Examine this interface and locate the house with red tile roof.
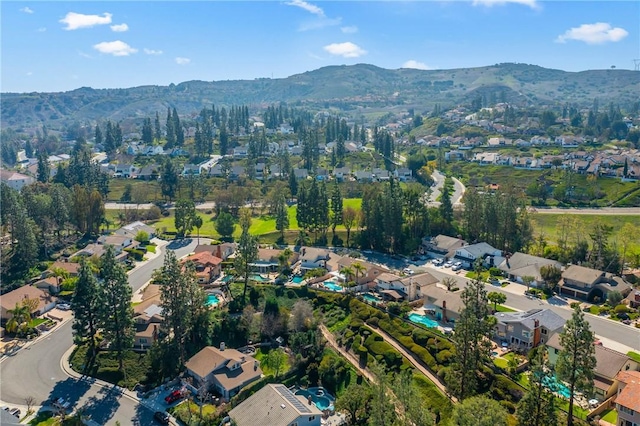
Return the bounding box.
[182,251,223,284]
[615,370,640,425]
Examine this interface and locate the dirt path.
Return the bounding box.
[363,324,457,403]
[319,325,377,384]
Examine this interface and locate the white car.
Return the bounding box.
[432,259,444,267]
[444,261,454,268]
[57,303,71,311]
[452,262,463,271]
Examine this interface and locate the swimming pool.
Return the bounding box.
[221,275,234,283]
[542,375,571,399]
[206,294,220,306]
[250,274,271,283]
[291,276,304,284]
[295,387,335,411]
[363,294,381,304]
[323,281,343,292]
[408,313,439,328]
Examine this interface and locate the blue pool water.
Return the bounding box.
[250,274,270,283]
[206,294,220,306]
[408,313,439,328]
[291,276,304,284]
[323,281,343,292]
[295,387,335,411]
[221,275,234,283]
[363,294,381,304]
[542,375,571,398]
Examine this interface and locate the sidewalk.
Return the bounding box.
[60,345,178,425]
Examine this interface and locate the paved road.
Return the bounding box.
[0,238,199,424]
[420,266,640,353]
[427,170,466,207]
[532,207,640,215]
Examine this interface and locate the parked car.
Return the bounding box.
[403,268,415,275]
[9,408,21,418]
[51,397,71,411]
[488,277,500,286]
[432,259,444,267]
[165,389,186,404]
[154,411,170,424]
[452,262,463,271]
[57,303,71,311]
[444,261,453,268]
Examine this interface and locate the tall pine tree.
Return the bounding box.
[72,258,102,362]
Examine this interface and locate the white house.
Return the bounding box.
[229,384,322,426]
[299,247,330,272]
[453,242,503,269]
[0,169,35,191]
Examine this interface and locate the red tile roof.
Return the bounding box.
[616,370,640,411]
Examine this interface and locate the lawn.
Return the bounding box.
[493,357,508,369]
[627,351,640,363]
[253,348,292,378]
[69,345,151,389]
[149,198,363,240]
[495,305,517,313]
[531,214,640,253]
[465,270,489,282]
[601,408,618,424]
[170,401,217,426]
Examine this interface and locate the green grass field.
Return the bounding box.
[147,198,363,240]
[531,214,640,253]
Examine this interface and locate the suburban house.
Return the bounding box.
[33,277,63,295]
[421,234,468,260]
[560,265,632,301]
[70,243,109,260]
[114,163,136,178]
[493,309,565,349]
[627,290,640,309]
[182,252,223,284]
[132,285,162,351]
[298,247,331,272]
[547,334,639,400]
[498,252,562,287]
[229,383,322,426]
[453,242,504,270]
[194,243,236,260]
[0,286,56,321]
[0,169,35,191]
[402,272,440,301]
[251,249,299,274]
[115,221,157,240]
[375,273,405,301]
[97,234,138,255]
[44,261,80,278]
[422,286,464,324]
[185,344,262,400]
[336,257,388,285]
[614,370,640,426]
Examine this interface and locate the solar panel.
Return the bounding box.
[274,385,312,413]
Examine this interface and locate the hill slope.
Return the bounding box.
[2,63,639,128]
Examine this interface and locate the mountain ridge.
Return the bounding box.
[2,63,638,128]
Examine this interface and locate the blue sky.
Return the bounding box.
[2,1,638,93]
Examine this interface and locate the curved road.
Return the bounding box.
[0,238,199,425]
[427,170,466,207]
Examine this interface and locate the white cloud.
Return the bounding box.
[144,48,163,55]
[556,22,628,44]
[37,27,47,32]
[20,7,34,14]
[60,12,112,30]
[285,0,324,17]
[26,72,33,76]
[341,25,358,34]
[93,40,137,56]
[472,0,539,9]
[402,60,432,70]
[175,57,191,65]
[323,42,367,58]
[110,23,129,32]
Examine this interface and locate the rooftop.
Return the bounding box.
[616,370,640,411]
[229,384,322,426]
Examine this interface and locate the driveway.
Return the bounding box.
[0,237,199,424]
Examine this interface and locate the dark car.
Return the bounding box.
[164,390,185,404]
[154,411,170,424]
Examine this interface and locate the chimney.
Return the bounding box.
[442,300,448,323]
[533,319,541,347]
[302,248,306,256]
[220,341,225,351]
[217,245,222,259]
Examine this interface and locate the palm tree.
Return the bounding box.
[340,266,355,285]
[49,267,70,289]
[6,303,31,335]
[352,262,366,284]
[278,248,293,274]
[194,215,203,246]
